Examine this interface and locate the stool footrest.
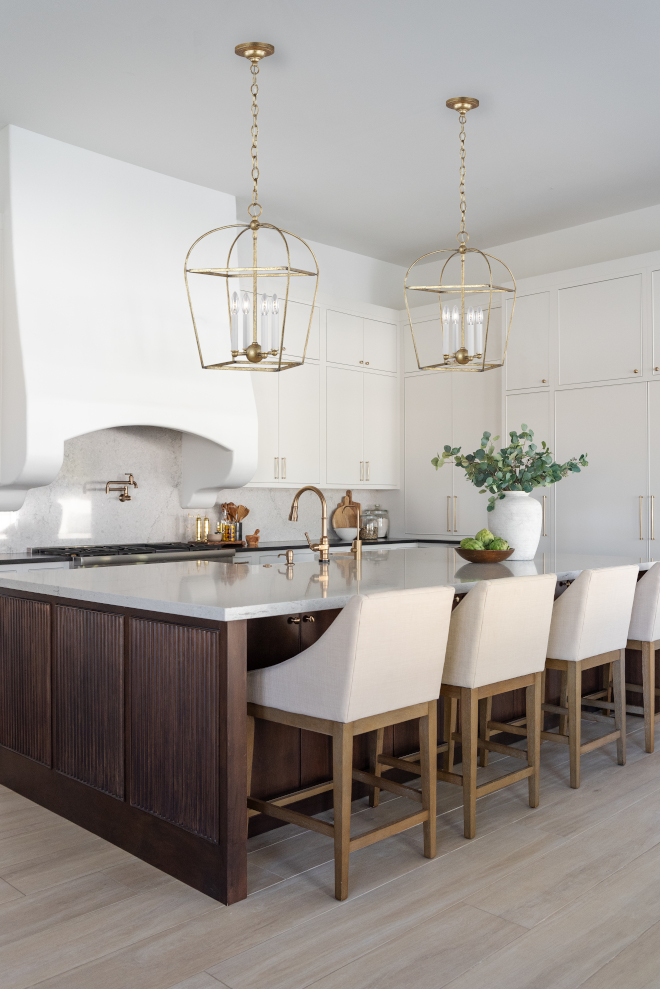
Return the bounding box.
[352,769,422,803]
[476,766,534,797]
[478,738,528,761]
[625,681,660,697]
[247,797,334,837]
[487,720,529,737]
[349,810,429,853]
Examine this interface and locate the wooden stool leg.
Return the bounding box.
[526,673,542,808]
[368,727,385,807]
[642,641,655,754]
[419,701,437,858]
[461,687,479,839]
[333,722,353,901]
[559,670,569,736]
[478,696,493,768]
[602,662,613,716]
[613,648,627,766]
[443,694,457,772]
[246,715,255,833]
[540,670,547,735]
[567,662,582,789]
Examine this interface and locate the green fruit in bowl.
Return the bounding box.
[488,537,510,551]
[460,538,484,550]
[475,528,494,547]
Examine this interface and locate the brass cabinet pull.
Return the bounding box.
[360,461,364,482]
[447,495,451,532]
[287,616,301,624]
[542,495,547,536]
[274,457,279,480]
[366,461,370,482]
[652,495,655,541]
[359,360,364,364]
[281,457,286,480]
[302,614,315,623]
[634,369,640,374]
[453,495,458,532]
[640,495,644,540]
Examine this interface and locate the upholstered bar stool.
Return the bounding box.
[625,563,660,752]
[373,574,557,840]
[540,565,638,788]
[246,585,454,901]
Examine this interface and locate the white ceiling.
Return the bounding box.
[0,0,658,266]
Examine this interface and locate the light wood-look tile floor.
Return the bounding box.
[1,716,660,989]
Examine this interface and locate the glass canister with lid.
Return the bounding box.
[360,505,389,541]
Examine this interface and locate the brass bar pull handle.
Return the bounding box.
[287,616,301,624]
[542,495,547,537]
[640,495,644,540]
[360,461,364,482]
[366,461,370,482]
[453,495,458,532]
[652,494,656,540]
[302,614,315,623]
[447,495,451,532]
[274,457,279,480]
[282,457,286,480]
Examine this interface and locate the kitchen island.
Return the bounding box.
[0,546,653,904]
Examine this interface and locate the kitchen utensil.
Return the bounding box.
[235,505,250,521]
[331,491,361,531]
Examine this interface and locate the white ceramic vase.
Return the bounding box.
[489,491,542,561]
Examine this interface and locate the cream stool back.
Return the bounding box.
[544,565,638,788]
[373,575,557,841]
[247,585,454,900]
[626,563,660,752]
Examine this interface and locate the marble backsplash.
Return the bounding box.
[0,426,391,552]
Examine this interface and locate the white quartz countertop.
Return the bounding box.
[0,546,653,622]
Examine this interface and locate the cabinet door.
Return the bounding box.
[326,310,363,367]
[451,370,503,536]
[326,367,363,485]
[363,372,398,486]
[363,319,397,372]
[404,316,444,372]
[250,372,280,482]
[648,381,660,552]
[505,292,550,391]
[506,390,553,552]
[558,275,642,385]
[404,373,453,534]
[653,270,660,378]
[555,382,647,556]
[283,300,320,362]
[278,362,320,484]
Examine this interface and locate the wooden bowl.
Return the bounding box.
[456,547,515,563]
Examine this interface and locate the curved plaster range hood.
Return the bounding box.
[0,125,257,510]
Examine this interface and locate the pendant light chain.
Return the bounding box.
[458,111,468,243]
[249,61,261,218]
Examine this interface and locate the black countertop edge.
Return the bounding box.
[0,554,66,565]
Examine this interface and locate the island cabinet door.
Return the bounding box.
[555,382,648,555]
[0,596,51,766]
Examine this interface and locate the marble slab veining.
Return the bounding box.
[0,546,653,623]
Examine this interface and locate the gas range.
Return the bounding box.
[30,542,235,567]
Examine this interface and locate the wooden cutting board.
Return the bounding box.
[331,490,361,529]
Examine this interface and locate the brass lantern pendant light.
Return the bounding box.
[184,42,319,371]
[404,97,516,372]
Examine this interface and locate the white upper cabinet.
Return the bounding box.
[405,373,453,534]
[652,270,660,375]
[451,369,502,536]
[326,310,363,366]
[363,319,397,372]
[326,366,364,485]
[283,300,320,361]
[363,373,398,485]
[558,274,642,385]
[278,361,320,484]
[327,310,397,372]
[250,361,320,485]
[505,390,552,551]
[505,292,549,391]
[404,316,444,372]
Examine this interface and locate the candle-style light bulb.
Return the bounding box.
[442,305,450,355]
[230,291,239,353]
[466,307,475,357]
[271,294,280,353]
[452,305,460,355]
[476,308,484,355]
[260,294,268,350]
[242,292,250,350]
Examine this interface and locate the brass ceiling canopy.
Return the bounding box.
[404,96,516,372]
[184,41,319,371]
